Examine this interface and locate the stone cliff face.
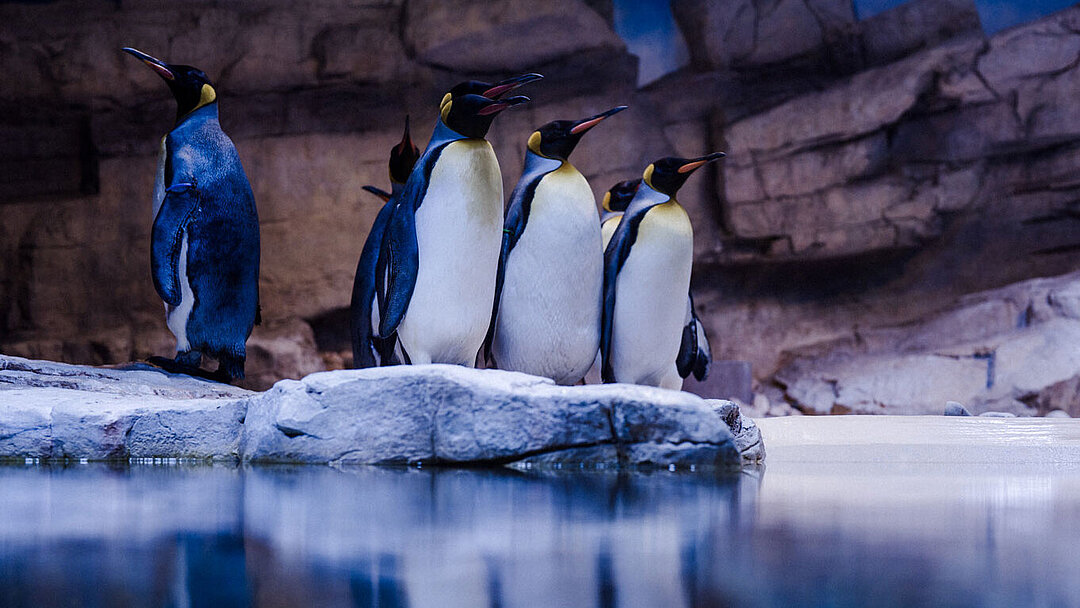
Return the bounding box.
[1,0,1078,408]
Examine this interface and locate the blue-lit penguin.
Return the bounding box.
[350,118,420,369]
[599,179,712,384]
[487,106,626,384]
[375,75,538,365]
[601,154,724,388]
[124,48,260,381]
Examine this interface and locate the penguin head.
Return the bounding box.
[388,116,420,186]
[123,48,217,123]
[440,73,543,112]
[642,153,726,197]
[440,93,529,139]
[527,106,627,162]
[602,179,641,213]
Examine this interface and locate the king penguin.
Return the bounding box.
[350,118,420,368]
[123,48,260,382]
[599,179,712,384]
[486,106,626,384]
[375,76,538,366]
[600,153,724,389]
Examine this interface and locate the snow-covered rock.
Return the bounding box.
[0,356,744,469]
[241,365,741,468]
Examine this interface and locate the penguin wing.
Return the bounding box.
[600,211,645,383]
[483,172,542,363]
[375,197,419,338]
[150,182,200,307]
[350,197,395,368]
[692,310,711,381]
[676,292,712,381]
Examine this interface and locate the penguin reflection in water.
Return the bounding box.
[372,75,539,366]
[123,48,260,382]
[598,179,711,387]
[486,106,626,385]
[601,154,724,389]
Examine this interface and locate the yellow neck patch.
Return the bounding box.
[642,164,655,190]
[440,92,451,111]
[197,84,216,110]
[440,100,451,123]
[602,191,612,212]
[527,131,542,155]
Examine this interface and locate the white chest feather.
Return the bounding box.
[610,202,694,386]
[165,233,195,352]
[493,165,603,384]
[397,140,503,365]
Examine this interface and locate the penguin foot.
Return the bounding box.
[216,354,246,382]
[146,355,232,384]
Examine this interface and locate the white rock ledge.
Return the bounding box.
[0,356,742,469]
[756,415,1080,464]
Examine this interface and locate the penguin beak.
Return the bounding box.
[677,152,726,174]
[393,115,413,154]
[483,73,543,99]
[477,95,530,116]
[569,105,628,135]
[122,47,175,81]
[362,185,392,203]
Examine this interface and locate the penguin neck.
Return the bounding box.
[173,102,218,130]
[428,118,471,150]
[521,149,564,181]
[600,210,623,224]
[390,181,405,198]
[626,182,674,216]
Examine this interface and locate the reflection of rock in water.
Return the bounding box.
[5,463,1079,605]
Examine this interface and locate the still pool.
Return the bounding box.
[2,462,1079,607]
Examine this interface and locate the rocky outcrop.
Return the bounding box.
[709,399,765,462]
[242,365,740,467]
[0,356,251,460]
[775,272,1080,415]
[0,355,745,468]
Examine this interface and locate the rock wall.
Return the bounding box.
[1,0,1078,403]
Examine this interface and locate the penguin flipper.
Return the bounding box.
[676,317,699,380]
[600,213,642,383]
[376,199,419,338]
[351,198,395,368]
[484,200,527,363]
[151,182,199,307]
[691,293,711,381]
[482,229,511,365]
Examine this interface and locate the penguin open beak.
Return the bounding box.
[476,95,530,116]
[122,47,175,81]
[569,105,628,135]
[677,152,726,174]
[483,73,543,99]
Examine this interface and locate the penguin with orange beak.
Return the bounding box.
[123,47,260,382]
[374,76,538,366]
[601,153,724,389]
[486,106,626,384]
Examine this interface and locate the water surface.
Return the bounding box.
[2,462,1078,607]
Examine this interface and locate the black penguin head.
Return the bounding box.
[642,153,726,197]
[527,106,627,161]
[440,73,543,112]
[602,179,641,213]
[388,116,420,185]
[123,48,217,123]
[441,93,529,139]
